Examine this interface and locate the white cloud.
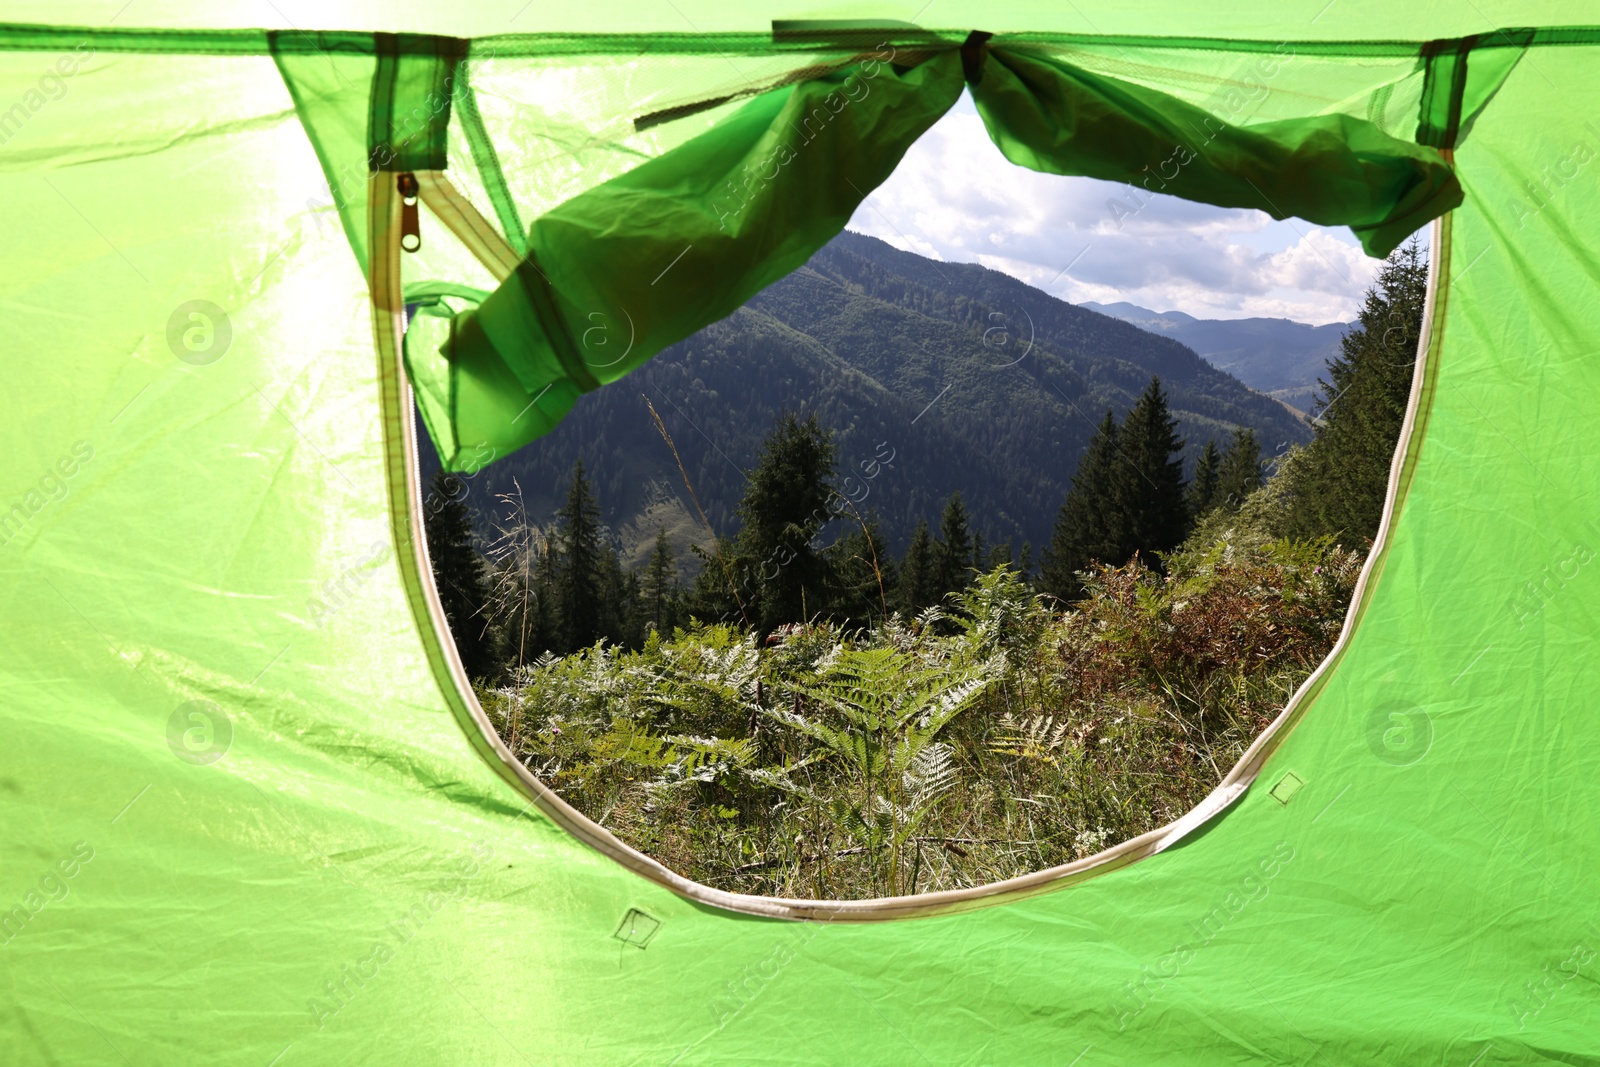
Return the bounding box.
[1266,228,1381,294]
[845,96,1402,325]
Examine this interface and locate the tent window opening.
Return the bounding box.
[377,37,1448,899]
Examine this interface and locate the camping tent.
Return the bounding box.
[2,3,1597,1062]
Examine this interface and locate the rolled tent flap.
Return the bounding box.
[966,44,1463,258]
[425,51,966,472]
[416,34,1464,470]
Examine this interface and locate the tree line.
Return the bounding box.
[428,239,1427,681]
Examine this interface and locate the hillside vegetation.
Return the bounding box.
[482,544,1360,897]
[428,240,1427,898]
[424,231,1311,564]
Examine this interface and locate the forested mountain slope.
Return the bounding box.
[1082,299,1351,413]
[421,232,1310,563]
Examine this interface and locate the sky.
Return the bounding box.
[845,94,1405,326]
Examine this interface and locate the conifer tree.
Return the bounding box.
[641,528,680,637]
[530,540,558,650]
[495,537,557,673]
[555,460,605,652]
[826,512,893,628]
[423,471,500,680]
[483,480,556,673]
[1286,239,1427,542]
[933,491,975,596]
[1215,426,1263,515]
[1041,409,1126,601]
[986,539,1014,571]
[1114,376,1189,568]
[895,519,940,616]
[597,547,636,647]
[685,536,743,627]
[1187,439,1222,518]
[732,411,836,633]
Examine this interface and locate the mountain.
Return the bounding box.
[422,232,1311,572]
[1080,300,1351,414]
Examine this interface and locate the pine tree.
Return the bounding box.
[826,512,893,628]
[1041,410,1127,601]
[530,540,558,652]
[597,546,635,647]
[732,411,837,633]
[1215,427,1263,515]
[684,537,743,627]
[494,536,556,673]
[423,470,500,680]
[1114,376,1189,568]
[484,480,556,673]
[1286,240,1427,542]
[933,491,975,596]
[555,460,605,652]
[986,539,1014,570]
[894,519,940,616]
[1187,439,1222,518]
[641,528,680,637]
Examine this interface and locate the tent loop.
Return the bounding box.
[1416,29,1533,149]
[366,32,465,173]
[960,29,993,84]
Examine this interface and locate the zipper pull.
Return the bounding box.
[398,172,420,253]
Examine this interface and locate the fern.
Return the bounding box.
[481,543,1361,899]
[762,647,1000,893]
[990,711,1072,761]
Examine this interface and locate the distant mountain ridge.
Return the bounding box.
[426,232,1311,570]
[1080,300,1351,414]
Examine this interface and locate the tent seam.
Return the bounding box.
[4,23,1600,58]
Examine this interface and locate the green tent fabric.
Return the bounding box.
[2,8,1599,1065]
